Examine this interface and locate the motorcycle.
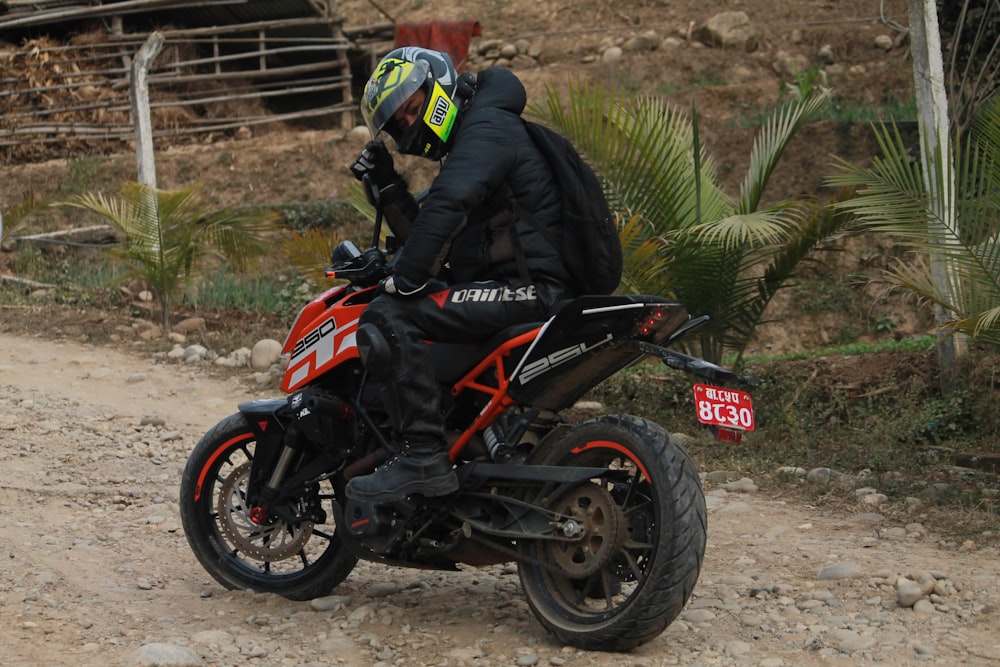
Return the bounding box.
[179,185,759,651]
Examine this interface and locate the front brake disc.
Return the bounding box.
[216,461,314,561]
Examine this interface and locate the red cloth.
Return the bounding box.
[394,20,482,71]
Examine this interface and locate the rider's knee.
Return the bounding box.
[357,322,392,380]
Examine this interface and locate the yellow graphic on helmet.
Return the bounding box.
[362,58,422,130]
[422,82,456,140]
[365,59,404,106]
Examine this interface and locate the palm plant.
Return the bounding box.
[60,182,277,331]
[1,192,47,247]
[826,98,1000,345]
[528,83,846,364]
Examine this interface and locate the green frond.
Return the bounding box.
[968,306,1000,342]
[827,107,1000,351]
[740,91,830,214]
[283,227,346,284]
[1,192,49,243]
[617,212,671,295]
[522,82,840,362]
[343,184,377,222]
[529,82,730,236]
[686,208,802,249]
[56,181,275,331]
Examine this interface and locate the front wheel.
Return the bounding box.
[179,413,357,600]
[518,415,707,651]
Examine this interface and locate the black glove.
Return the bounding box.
[379,273,429,298]
[350,140,397,189]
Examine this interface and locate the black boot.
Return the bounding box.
[345,442,458,503]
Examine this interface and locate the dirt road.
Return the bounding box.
[0,333,996,667]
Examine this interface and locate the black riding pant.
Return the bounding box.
[357,279,568,449]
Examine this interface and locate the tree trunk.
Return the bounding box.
[908,0,966,382]
[131,31,164,188]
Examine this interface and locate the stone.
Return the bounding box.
[127,642,204,666]
[724,640,752,655]
[173,317,206,334]
[835,630,876,653]
[623,31,659,51]
[818,562,863,580]
[366,581,401,597]
[806,467,835,484]
[874,34,894,51]
[681,608,717,622]
[310,595,352,611]
[860,493,888,507]
[722,477,758,493]
[601,46,623,63]
[694,11,758,52]
[348,125,371,143]
[896,579,924,607]
[251,338,282,369]
[139,326,163,341]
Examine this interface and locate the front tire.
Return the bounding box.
[179,413,357,600]
[518,415,706,651]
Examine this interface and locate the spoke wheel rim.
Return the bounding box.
[530,446,657,619]
[544,483,625,578]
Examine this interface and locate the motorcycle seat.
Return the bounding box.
[432,321,542,384]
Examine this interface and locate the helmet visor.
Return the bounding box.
[361,59,430,140]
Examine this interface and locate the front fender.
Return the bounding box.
[238,398,291,499]
[238,398,289,439]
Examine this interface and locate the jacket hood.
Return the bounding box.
[469,67,526,116]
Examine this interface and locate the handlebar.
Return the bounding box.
[325,245,387,286]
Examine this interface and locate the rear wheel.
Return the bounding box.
[518,414,706,651]
[179,413,357,600]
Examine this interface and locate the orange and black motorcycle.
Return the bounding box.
[179,193,758,651]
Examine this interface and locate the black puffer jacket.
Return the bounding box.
[391,67,571,288]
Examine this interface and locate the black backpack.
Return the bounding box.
[512,120,623,295]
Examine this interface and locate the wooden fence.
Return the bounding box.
[1,12,355,162]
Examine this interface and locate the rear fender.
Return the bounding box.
[508,295,688,410]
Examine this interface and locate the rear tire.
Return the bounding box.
[179,413,357,600]
[518,415,706,651]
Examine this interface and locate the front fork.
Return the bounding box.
[250,425,304,524]
[243,391,357,525]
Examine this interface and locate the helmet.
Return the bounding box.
[361,47,462,160]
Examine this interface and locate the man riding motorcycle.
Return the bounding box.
[345,47,574,503]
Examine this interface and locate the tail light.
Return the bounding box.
[634,305,671,339]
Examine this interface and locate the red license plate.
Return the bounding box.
[692,384,755,432]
